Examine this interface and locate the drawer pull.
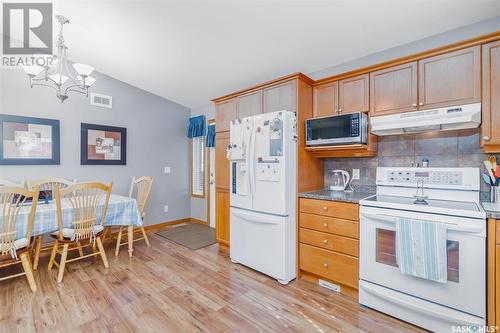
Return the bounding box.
[323,223,328,228]
[322,206,328,211]
[323,239,328,244]
[323,263,328,268]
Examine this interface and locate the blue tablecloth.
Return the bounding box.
[15,194,143,239]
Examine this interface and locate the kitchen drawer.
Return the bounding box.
[299,198,358,221]
[299,243,358,289]
[299,213,358,239]
[497,220,500,244]
[299,228,358,257]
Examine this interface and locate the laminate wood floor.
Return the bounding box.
[0,230,425,333]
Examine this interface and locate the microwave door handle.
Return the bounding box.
[361,213,484,234]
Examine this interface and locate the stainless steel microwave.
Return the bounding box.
[305,112,368,146]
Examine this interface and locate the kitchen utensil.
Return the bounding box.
[482,173,493,186]
[495,165,500,179]
[484,160,496,183]
[329,170,350,191]
[489,155,498,169]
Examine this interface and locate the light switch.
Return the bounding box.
[352,169,360,180]
[164,166,171,174]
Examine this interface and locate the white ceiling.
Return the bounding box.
[55,1,500,108]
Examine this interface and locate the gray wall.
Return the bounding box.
[189,103,215,222]
[0,69,191,226]
[309,16,500,80]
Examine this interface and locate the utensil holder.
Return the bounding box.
[491,186,500,203]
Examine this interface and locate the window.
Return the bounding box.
[191,136,205,197]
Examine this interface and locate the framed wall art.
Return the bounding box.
[81,123,126,165]
[0,114,60,165]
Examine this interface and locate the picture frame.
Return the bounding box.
[81,123,126,165]
[0,114,60,165]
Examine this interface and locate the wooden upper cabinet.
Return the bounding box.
[482,40,500,151]
[338,74,369,114]
[313,82,338,117]
[215,131,230,190]
[263,80,296,113]
[237,91,262,119]
[215,98,237,133]
[418,46,480,110]
[370,62,418,116]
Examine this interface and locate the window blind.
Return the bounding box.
[191,136,205,196]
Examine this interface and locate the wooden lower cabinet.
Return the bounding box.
[298,198,359,297]
[215,190,230,245]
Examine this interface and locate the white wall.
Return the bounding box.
[189,103,215,222]
[0,69,191,226]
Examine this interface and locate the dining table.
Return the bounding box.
[15,194,143,257]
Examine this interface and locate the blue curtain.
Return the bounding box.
[206,124,216,147]
[187,115,206,138]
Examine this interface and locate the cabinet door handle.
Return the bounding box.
[338,108,342,113]
[412,103,417,107]
[323,239,328,244]
[323,223,328,228]
[322,206,328,210]
[483,136,491,142]
[419,102,424,106]
[323,263,328,268]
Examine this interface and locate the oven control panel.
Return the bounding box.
[387,170,463,185]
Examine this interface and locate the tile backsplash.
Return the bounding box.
[323,129,499,198]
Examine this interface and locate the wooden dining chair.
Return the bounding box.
[27,177,76,270]
[0,179,25,187]
[48,182,112,283]
[0,186,40,292]
[115,176,153,256]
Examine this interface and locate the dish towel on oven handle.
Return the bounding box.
[395,217,448,283]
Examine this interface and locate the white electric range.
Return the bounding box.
[359,167,486,332]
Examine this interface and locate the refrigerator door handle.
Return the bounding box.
[232,209,282,225]
[249,123,256,199]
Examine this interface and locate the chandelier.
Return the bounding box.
[21,15,96,103]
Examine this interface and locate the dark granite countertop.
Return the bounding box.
[299,189,375,204]
[480,202,500,219]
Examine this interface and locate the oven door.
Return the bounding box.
[360,205,486,318]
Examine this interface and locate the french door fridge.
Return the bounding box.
[227,110,297,284]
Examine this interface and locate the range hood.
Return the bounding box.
[371,103,481,136]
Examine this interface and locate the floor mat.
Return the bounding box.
[156,223,216,250]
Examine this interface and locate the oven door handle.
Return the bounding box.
[360,213,484,234]
[360,283,477,325]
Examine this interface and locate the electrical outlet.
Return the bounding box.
[163,205,169,213]
[352,169,360,180]
[164,166,171,174]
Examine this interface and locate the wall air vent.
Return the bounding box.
[90,93,113,108]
